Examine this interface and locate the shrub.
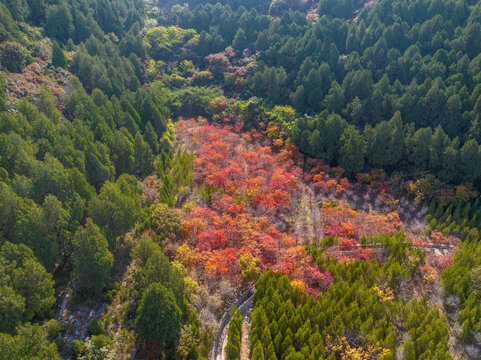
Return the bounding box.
[0,41,33,72]
[45,319,60,340]
[55,338,65,351]
[71,339,85,359]
[88,318,105,336]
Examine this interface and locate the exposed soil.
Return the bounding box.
[239,316,251,360]
[211,290,253,360]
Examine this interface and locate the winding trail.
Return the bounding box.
[210,181,433,360]
[211,289,254,360]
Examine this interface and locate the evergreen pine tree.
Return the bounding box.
[402,339,416,360]
[51,41,67,68]
[252,341,265,360]
[265,342,276,360]
[71,219,113,296]
[135,283,182,345]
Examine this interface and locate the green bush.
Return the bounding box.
[45,319,60,340]
[0,41,33,72]
[88,318,105,336]
[91,334,113,349]
[71,339,85,359]
[55,338,65,351]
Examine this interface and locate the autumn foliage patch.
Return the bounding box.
[169,119,454,298]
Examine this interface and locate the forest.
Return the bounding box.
[1,0,481,359]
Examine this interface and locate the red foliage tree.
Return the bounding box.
[338,238,357,251]
[173,119,421,300]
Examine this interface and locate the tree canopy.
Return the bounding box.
[71,219,113,296]
[135,282,182,344]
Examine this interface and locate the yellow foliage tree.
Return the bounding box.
[144,26,197,59]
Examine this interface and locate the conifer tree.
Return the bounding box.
[71,219,113,296]
[401,339,416,360]
[252,341,265,360]
[51,41,67,69]
[135,282,182,345]
[265,342,276,360]
[280,335,293,355]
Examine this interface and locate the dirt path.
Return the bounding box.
[216,328,229,360]
[211,290,254,360]
[239,316,251,360]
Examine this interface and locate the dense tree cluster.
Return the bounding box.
[251,234,452,360]
[0,0,146,99]
[157,149,195,207]
[0,323,62,359]
[130,229,204,356]
[70,35,145,97]
[0,3,20,42]
[442,233,481,342]
[155,0,307,15]
[426,196,481,241]
[0,0,176,355]
[318,0,360,19]
[0,83,169,272]
[1,0,144,41]
[0,22,172,353]
[0,242,55,333]
[2,0,480,357]
[288,110,481,183]
[152,0,481,188]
